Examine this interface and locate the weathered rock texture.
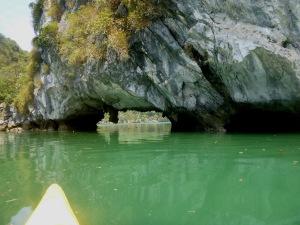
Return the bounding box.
[25,0,300,131]
[0,103,24,132]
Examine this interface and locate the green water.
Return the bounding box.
[1,124,300,225]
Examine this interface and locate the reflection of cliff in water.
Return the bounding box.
[0,132,69,185]
[97,123,171,144]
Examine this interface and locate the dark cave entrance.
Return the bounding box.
[225,108,300,132]
[47,107,300,133]
[168,112,205,132]
[64,112,104,131]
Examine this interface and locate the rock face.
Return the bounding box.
[26,0,300,131]
[0,103,24,132]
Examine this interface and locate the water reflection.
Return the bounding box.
[0,131,300,225]
[97,123,171,144]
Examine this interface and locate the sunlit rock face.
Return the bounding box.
[27,0,300,131]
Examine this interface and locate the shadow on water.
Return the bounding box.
[1,125,300,225]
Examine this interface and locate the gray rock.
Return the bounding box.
[18,0,300,131]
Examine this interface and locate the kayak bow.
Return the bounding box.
[25,184,80,225]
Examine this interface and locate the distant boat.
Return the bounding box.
[25,184,80,225]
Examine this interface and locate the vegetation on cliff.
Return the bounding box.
[0,34,40,113]
[60,0,160,64]
[29,0,44,32]
[0,34,29,104]
[32,0,161,64]
[0,0,161,114]
[13,49,42,113]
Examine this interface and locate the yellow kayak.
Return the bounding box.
[25,184,80,225]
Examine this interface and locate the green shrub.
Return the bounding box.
[13,48,42,114]
[0,76,18,103]
[0,34,38,113]
[59,4,109,64]
[65,0,75,9]
[27,48,42,78]
[36,21,59,47]
[58,0,161,65]
[14,75,34,114]
[47,0,63,21]
[124,0,161,29]
[107,28,129,59]
[0,34,29,104]
[29,0,45,32]
[0,34,28,77]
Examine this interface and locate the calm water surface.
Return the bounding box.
[0,124,300,225]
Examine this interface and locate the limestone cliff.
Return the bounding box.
[20,0,300,131]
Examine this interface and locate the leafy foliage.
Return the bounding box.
[124,0,160,29]
[0,76,18,103]
[0,34,28,103]
[29,0,45,32]
[0,34,28,77]
[13,74,34,114]
[31,0,161,64]
[0,34,40,113]
[46,0,63,21]
[58,0,161,64]
[36,21,59,48]
[13,48,42,114]
[27,49,42,77]
[59,4,109,64]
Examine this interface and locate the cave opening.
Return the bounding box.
[63,112,104,131]
[167,112,205,132]
[225,109,300,132]
[45,106,300,133]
